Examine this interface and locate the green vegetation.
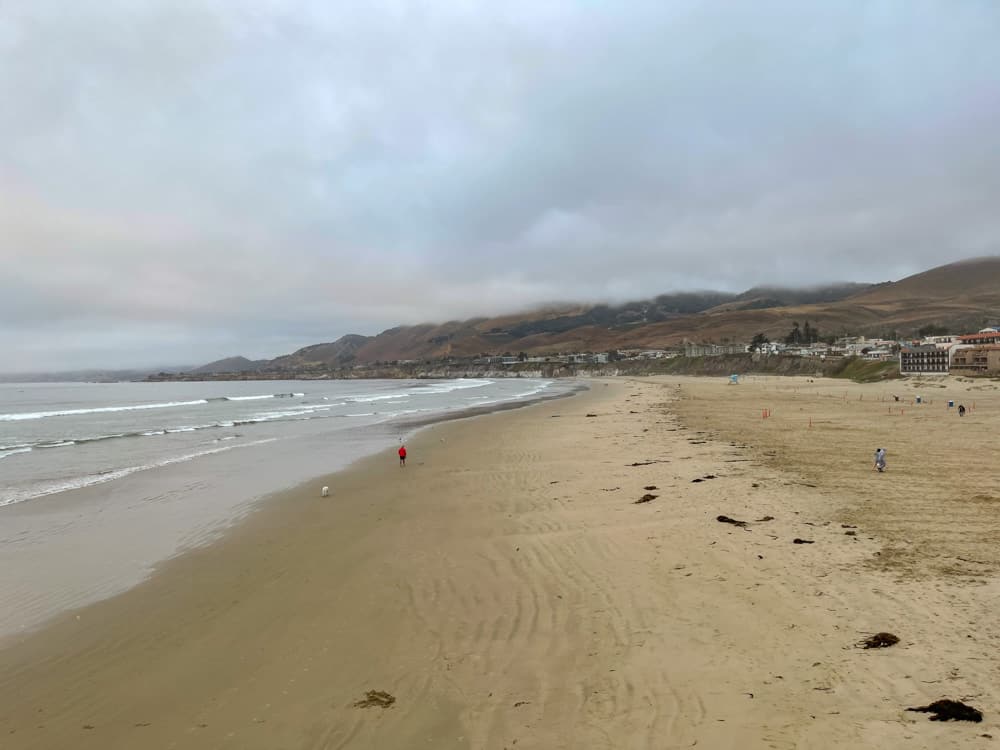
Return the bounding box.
[826,356,900,383]
[918,323,950,337]
[601,353,899,383]
[784,320,820,345]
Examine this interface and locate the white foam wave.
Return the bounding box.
[0,447,32,459]
[0,438,279,507]
[347,393,409,403]
[0,399,209,422]
[414,378,493,395]
[510,381,554,399]
[384,408,428,418]
[217,392,305,401]
[0,442,32,452]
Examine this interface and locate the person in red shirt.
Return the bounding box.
[398,444,407,467]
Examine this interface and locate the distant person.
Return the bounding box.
[958,404,966,417]
[872,447,886,473]
[398,444,407,467]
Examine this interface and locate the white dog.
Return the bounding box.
[321,486,329,497]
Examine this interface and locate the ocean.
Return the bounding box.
[0,377,565,637]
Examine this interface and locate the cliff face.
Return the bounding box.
[154,354,898,384]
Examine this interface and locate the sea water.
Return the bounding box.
[0,378,564,637]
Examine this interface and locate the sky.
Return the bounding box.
[3,1,1000,371]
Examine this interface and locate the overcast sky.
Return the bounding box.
[3,1,1000,371]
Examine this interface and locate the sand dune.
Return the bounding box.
[0,377,996,748]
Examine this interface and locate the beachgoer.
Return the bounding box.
[872,447,886,472]
[958,404,966,417]
[398,444,407,467]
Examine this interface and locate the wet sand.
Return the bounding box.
[0,376,997,748]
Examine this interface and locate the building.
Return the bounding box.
[950,345,1000,375]
[957,330,1000,346]
[899,344,949,374]
[684,343,745,357]
[921,335,958,347]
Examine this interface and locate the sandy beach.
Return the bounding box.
[1,375,998,749]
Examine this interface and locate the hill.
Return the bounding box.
[189,356,268,375]
[196,256,1000,374]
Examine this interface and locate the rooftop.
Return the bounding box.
[958,331,1000,341]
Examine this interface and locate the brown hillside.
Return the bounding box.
[246,256,1000,371]
[845,256,1000,307]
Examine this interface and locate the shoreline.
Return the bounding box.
[0,380,578,642]
[0,380,614,749]
[1,376,996,748]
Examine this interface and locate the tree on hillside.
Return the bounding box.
[750,333,770,352]
[918,324,949,337]
[786,321,819,345]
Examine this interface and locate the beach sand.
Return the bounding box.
[0,376,997,748]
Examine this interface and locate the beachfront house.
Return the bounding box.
[684,342,745,357]
[957,330,1000,346]
[921,334,959,347]
[838,336,897,355]
[950,345,1000,376]
[899,344,950,375]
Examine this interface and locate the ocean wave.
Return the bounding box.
[207,391,308,403]
[383,408,428,418]
[0,438,279,507]
[346,393,409,403]
[510,381,554,399]
[0,399,209,422]
[0,405,337,452]
[0,447,32,459]
[4,423,231,453]
[0,442,32,452]
[413,378,494,395]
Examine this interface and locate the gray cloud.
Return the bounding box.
[3,1,1000,370]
